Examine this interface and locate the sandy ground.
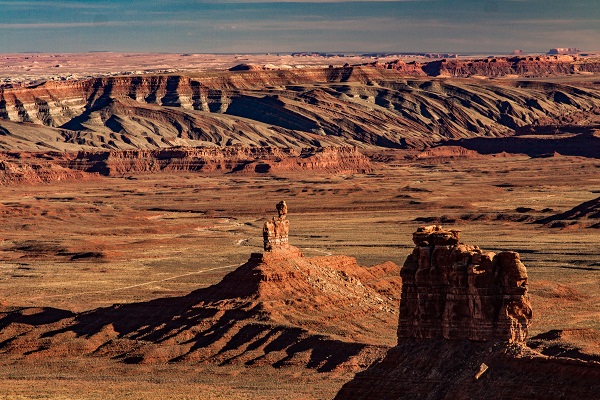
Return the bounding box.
[0,152,598,398]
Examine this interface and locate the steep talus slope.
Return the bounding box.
[2,67,600,150]
[335,340,600,400]
[0,247,400,371]
[528,329,600,362]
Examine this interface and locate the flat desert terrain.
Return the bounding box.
[1,152,599,398]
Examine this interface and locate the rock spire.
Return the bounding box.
[263,200,290,251]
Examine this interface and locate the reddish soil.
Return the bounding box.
[0,247,399,371]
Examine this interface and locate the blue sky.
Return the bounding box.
[0,0,599,53]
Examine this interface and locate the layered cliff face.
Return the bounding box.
[2,66,600,151]
[0,145,372,184]
[63,145,373,176]
[399,225,532,342]
[0,151,95,185]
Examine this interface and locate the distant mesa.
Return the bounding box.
[228,63,264,71]
[547,47,580,55]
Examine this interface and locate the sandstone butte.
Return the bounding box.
[336,225,600,400]
[0,201,401,371]
[399,225,532,342]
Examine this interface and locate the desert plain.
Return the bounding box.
[0,53,599,399]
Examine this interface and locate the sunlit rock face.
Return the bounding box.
[263,200,290,251]
[398,225,532,342]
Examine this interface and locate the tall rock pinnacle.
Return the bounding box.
[263,200,290,251]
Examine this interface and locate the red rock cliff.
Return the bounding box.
[399,225,532,342]
[64,145,373,175]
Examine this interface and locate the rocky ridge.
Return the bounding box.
[2,66,600,150]
[537,196,600,229]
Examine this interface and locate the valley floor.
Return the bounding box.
[0,152,599,398]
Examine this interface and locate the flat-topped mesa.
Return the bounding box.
[399,225,532,343]
[263,201,290,251]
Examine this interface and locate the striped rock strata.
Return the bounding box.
[399,225,532,342]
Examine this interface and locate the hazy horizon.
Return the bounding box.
[1,0,599,54]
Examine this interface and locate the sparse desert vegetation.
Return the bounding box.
[1,149,599,398]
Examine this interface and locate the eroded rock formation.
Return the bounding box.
[2,65,600,151]
[399,225,532,342]
[335,226,599,400]
[263,201,290,251]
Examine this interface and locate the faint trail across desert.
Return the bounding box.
[303,248,333,256]
[28,264,240,301]
[28,247,335,301]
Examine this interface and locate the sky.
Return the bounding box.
[0,0,599,54]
